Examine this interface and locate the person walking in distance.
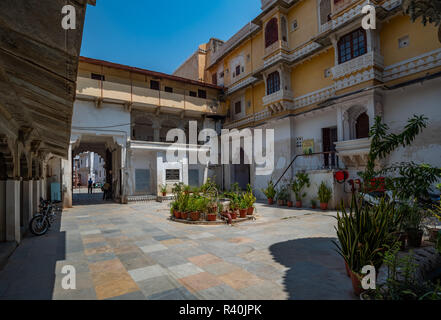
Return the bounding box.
[88,177,93,194]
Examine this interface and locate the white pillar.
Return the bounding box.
[6,180,20,243]
[22,180,33,226]
[0,180,6,242]
[33,179,40,216]
[62,144,72,208]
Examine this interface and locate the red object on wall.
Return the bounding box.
[334,171,349,183]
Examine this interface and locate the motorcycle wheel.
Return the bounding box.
[29,215,49,236]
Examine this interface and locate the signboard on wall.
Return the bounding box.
[302,139,314,155]
[166,169,180,181]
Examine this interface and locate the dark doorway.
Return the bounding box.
[322,127,338,168]
[233,148,250,190]
[356,112,370,139]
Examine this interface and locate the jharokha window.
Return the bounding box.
[266,71,280,95]
[265,18,279,48]
[338,28,367,64]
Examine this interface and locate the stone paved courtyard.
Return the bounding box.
[0,201,355,300]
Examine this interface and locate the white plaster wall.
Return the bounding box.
[253,117,294,199]
[128,149,157,195]
[382,78,441,170]
[72,101,131,136]
[291,109,338,172]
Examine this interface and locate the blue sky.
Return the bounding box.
[80,0,261,74]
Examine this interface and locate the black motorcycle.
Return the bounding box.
[29,198,62,236]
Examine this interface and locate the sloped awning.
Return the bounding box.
[0,0,95,158]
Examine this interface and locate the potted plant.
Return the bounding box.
[403,204,426,248]
[207,202,220,222]
[311,199,317,210]
[188,196,201,221]
[276,185,289,206]
[334,196,397,296]
[160,184,167,196]
[243,187,256,215]
[170,201,180,219]
[318,181,332,210]
[261,180,276,205]
[238,196,248,218]
[291,172,310,208]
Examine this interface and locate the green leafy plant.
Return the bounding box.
[291,172,310,201]
[360,115,440,201]
[371,243,441,300]
[243,190,256,208]
[318,182,332,204]
[311,199,317,208]
[333,195,398,274]
[276,185,289,202]
[160,184,167,193]
[261,180,276,200]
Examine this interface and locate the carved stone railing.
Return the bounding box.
[293,86,336,109]
[226,76,259,96]
[331,51,384,80]
[335,138,371,168]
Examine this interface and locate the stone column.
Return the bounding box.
[62,144,72,208]
[0,180,6,242]
[6,180,20,243]
[22,179,33,226]
[33,179,40,216]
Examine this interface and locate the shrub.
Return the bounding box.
[261,180,276,200]
[291,172,310,201]
[318,182,332,204]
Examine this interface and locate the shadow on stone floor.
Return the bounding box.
[0,216,66,300]
[269,237,356,300]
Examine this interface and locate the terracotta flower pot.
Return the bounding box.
[190,211,200,221]
[268,198,274,205]
[350,270,364,296]
[162,192,166,197]
[239,209,247,218]
[296,201,302,208]
[174,211,181,219]
[320,203,328,211]
[312,205,317,209]
[206,214,217,222]
[287,201,293,207]
[247,207,254,215]
[277,200,285,206]
[230,211,238,220]
[181,212,188,220]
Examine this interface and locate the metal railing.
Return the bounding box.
[274,151,340,188]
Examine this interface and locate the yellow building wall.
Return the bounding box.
[291,48,335,97]
[287,0,318,49]
[381,15,441,66]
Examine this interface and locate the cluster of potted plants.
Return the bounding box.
[170,180,220,222]
[261,176,333,210]
[223,183,257,220]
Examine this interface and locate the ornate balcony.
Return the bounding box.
[335,138,371,169]
[262,89,294,114]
